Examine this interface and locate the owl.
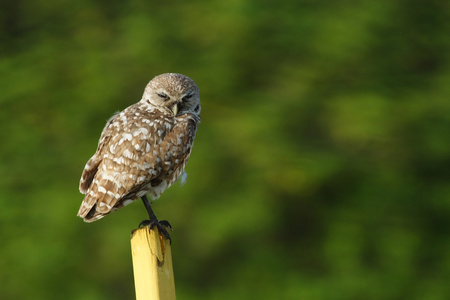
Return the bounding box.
[78,73,201,240]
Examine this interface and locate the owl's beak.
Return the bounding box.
[171,103,179,116]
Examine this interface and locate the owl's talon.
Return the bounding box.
[152,222,172,242]
[139,219,172,242]
[139,220,151,227]
[159,220,173,230]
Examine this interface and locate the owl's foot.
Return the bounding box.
[140,195,173,242]
[139,219,173,242]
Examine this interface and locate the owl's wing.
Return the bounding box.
[78,115,198,222]
[79,113,119,194]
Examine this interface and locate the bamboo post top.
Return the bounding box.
[131,227,176,300]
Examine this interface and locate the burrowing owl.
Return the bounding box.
[78,73,201,240]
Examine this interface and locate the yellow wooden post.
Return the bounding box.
[130,227,176,300]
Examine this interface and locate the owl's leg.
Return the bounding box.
[139,195,172,242]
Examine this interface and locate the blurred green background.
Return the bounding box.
[1,0,450,299]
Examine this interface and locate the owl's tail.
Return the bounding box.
[78,175,130,222]
[77,194,106,223]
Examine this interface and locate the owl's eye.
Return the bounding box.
[182,94,193,102]
[157,92,169,100]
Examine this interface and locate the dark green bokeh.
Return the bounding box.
[1,0,449,299]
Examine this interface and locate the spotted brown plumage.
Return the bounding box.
[78,73,200,238]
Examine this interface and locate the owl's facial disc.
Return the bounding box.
[142,73,200,116]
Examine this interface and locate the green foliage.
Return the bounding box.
[1,0,450,299]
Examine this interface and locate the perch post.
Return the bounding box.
[131,226,176,300]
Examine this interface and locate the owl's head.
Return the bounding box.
[142,73,201,116]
